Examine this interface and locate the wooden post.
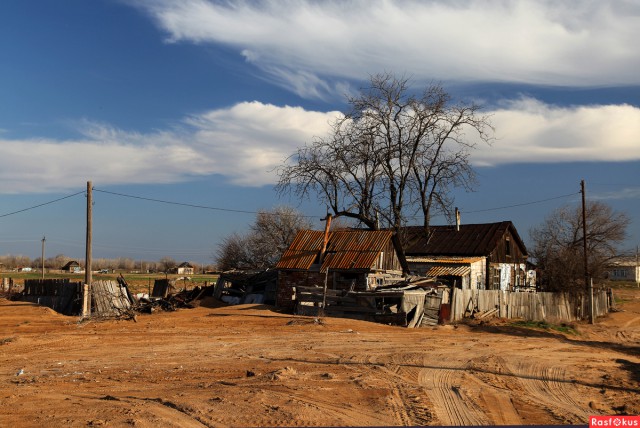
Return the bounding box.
[82,283,90,318]
[84,181,93,318]
[633,245,640,288]
[581,180,592,324]
[589,278,594,323]
[41,236,46,280]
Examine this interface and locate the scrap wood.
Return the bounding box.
[476,308,499,319]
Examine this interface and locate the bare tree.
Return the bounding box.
[216,232,252,271]
[216,206,312,271]
[277,73,492,259]
[159,256,177,273]
[530,201,630,292]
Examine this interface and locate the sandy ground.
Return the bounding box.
[0,286,638,427]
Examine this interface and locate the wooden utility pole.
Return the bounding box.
[581,180,593,324]
[634,245,640,287]
[83,181,93,317]
[41,236,45,280]
[321,213,332,312]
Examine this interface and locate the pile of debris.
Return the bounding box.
[212,270,277,305]
[120,276,210,313]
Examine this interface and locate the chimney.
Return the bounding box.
[319,213,332,263]
[455,207,460,232]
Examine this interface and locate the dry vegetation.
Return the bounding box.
[0,284,638,427]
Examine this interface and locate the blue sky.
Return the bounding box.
[1,0,639,264]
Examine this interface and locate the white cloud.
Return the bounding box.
[475,98,640,166]
[0,103,339,193]
[131,0,640,98]
[0,99,638,194]
[591,187,640,201]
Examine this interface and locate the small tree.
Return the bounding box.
[216,206,312,271]
[530,201,630,292]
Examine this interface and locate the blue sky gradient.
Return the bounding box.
[1,0,638,264]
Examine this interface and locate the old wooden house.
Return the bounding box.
[402,221,533,291]
[275,228,404,311]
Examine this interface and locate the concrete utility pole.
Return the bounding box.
[83,181,93,318]
[41,236,45,280]
[581,180,593,324]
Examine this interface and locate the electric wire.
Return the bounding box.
[93,188,320,218]
[0,190,85,219]
[462,192,579,214]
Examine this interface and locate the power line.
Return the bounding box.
[93,188,319,218]
[0,190,85,219]
[463,192,580,214]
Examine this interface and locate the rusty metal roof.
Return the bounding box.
[406,256,484,264]
[276,229,394,272]
[401,221,528,257]
[426,265,471,277]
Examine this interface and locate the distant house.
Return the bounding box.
[401,221,534,291]
[606,257,639,283]
[17,266,33,272]
[275,228,404,311]
[176,262,195,275]
[61,260,82,273]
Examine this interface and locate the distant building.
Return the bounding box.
[606,256,639,283]
[176,262,195,275]
[61,260,82,273]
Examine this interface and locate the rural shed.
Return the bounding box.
[275,229,404,311]
[402,221,534,291]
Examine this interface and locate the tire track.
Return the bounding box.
[507,361,589,423]
[338,352,434,426]
[417,368,489,426]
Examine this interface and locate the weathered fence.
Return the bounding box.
[91,280,133,318]
[20,279,132,318]
[450,288,611,323]
[21,279,83,316]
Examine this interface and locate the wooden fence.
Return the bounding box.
[450,288,611,323]
[21,279,83,316]
[20,279,132,318]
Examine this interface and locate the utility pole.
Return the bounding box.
[634,245,640,288]
[83,181,93,318]
[41,236,45,280]
[581,180,593,324]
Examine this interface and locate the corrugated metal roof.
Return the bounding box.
[406,256,484,264]
[401,222,528,257]
[276,229,393,272]
[426,265,471,277]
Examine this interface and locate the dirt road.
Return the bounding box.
[0,287,638,427]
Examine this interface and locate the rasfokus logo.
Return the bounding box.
[591,416,640,427]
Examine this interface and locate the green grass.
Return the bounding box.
[509,320,578,335]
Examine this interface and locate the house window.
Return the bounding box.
[492,268,501,289]
[613,269,627,278]
[505,238,511,258]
